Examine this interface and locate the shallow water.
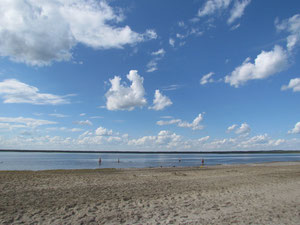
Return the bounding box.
[0,151,300,171]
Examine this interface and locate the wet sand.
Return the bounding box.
[0,162,300,224]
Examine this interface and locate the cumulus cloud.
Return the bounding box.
[0,79,71,105]
[73,120,93,126]
[235,123,251,135]
[275,14,300,52]
[227,123,250,135]
[200,72,215,85]
[0,0,157,66]
[0,116,56,128]
[227,124,238,132]
[0,124,294,151]
[225,45,288,87]
[157,114,204,130]
[105,70,147,111]
[198,0,232,17]
[227,0,251,24]
[149,90,172,111]
[237,134,285,148]
[288,122,300,134]
[95,126,113,136]
[128,130,181,149]
[281,78,300,92]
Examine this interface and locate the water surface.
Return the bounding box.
[0,152,300,171]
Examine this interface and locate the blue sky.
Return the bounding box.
[0,0,300,151]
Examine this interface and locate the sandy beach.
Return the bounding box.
[0,162,299,225]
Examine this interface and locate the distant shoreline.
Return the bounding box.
[1,149,300,154]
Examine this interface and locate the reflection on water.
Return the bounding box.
[0,152,300,171]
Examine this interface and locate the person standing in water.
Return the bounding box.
[98,157,102,164]
[201,158,204,166]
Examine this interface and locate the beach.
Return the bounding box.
[0,162,299,224]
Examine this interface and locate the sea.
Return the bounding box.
[0,151,300,171]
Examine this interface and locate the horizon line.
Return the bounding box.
[1,149,300,154]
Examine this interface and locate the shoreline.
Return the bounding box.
[1,162,300,224]
[0,160,299,172]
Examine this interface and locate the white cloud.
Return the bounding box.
[275,14,300,52]
[79,113,86,116]
[156,119,181,126]
[49,113,69,118]
[227,124,238,132]
[0,79,71,105]
[146,60,158,73]
[0,125,296,151]
[235,123,251,135]
[198,136,210,142]
[178,114,204,130]
[46,127,83,132]
[90,116,104,119]
[160,116,173,119]
[0,116,56,128]
[0,123,26,130]
[198,0,232,17]
[227,0,251,24]
[169,38,175,47]
[227,123,250,135]
[288,122,300,134]
[128,130,181,149]
[200,72,215,85]
[197,0,251,28]
[176,33,186,39]
[73,120,93,126]
[281,78,300,92]
[157,114,204,130]
[0,0,157,66]
[128,135,156,146]
[71,128,83,132]
[107,136,122,143]
[225,45,288,87]
[105,70,147,111]
[230,23,240,30]
[162,84,182,91]
[237,134,283,148]
[95,126,113,136]
[149,90,172,111]
[178,21,186,27]
[238,134,268,147]
[147,49,166,73]
[151,48,165,56]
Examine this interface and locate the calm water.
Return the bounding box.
[0,152,300,171]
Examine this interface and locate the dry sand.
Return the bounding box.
[0,162,300,224]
